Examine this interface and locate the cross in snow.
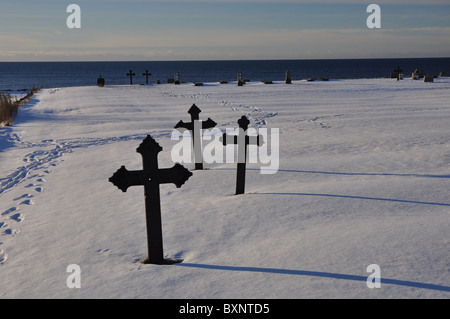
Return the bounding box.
[109,135,192,264]
[143,69,152,85]
[220,115,264,195]
[174,104,217,170]
[127,69,136,85]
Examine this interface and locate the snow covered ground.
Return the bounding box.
[0,78,449,299]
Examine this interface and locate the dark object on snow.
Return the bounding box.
[237,72,244,86]
[285,70,292,84]
[97,75,105,87]
[126,69,136,85]
[391,66,403,81]
[220,115,264,195]
[142,69,152,85]
[109,135,192,265]
[423,75,434,82]
[174,104,217,170]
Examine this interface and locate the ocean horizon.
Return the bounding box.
[1,57,449,91]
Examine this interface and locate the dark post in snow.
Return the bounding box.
[285,70,292,84]
[143,69,152,85]
[220,115,264,195]
[174,72,180,85]
[395,66,403,81]
[174,104,217,170]
[109,135,192,265]
[237,72,244,86]
[127,69,136,85]
[97,75,105,87]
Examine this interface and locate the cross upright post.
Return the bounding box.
[143,69,152,85]
[174,104,217,170]
[127,69,136,85]
[220,115,264,195]
[109,135,192,264]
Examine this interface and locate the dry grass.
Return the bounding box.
[0,88,39,127]
[0,93,19,126]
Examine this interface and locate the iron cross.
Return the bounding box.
[109,135,192,264]
[220,115,264,195]
[127,69,136,85]
[143,69,152,85]
[174,104,217,170]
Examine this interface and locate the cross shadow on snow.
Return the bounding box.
[176,263,450,292]
[253,193,450,207]
[213,167,450,179]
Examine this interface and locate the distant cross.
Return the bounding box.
[220,115,264,195]
[109,135,192,264]
[174,104,217,170]
[395,66,402,81]
[127,69,136,85]
[143,69,152,85]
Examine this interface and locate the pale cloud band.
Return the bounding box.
[1,26,449,61]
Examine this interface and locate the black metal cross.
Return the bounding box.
[127,69,136,85]
[143,69,152,85]
[109,135,192,265]
[395,66,402,81]
[220,115,263,195]
[174,104,217,170]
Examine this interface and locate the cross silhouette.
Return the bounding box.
[220,116,264,195]
[175,104,217,170]
[127,69,136,85]
[143,69,152,85]
[109,135,192,264]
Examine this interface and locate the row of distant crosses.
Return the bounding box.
[109,104,264,265]
[124,69,294,86]
[126,69,152,85]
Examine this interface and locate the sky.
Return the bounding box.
[0,0,449,61]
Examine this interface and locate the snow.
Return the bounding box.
[1,78,449,299]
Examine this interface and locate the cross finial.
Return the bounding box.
[136,135,163,157]
[237,115,250,131]
[188,104,201,117]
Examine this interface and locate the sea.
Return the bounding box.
[1,58,449,91]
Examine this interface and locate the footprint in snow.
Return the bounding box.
[3,228,19,236]
[1,207,19,216]
[10,213,25,223]
[13,194,33,201]
[20,199,34,206]
[0,250,8,264]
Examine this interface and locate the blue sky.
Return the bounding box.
[1,0,449,61]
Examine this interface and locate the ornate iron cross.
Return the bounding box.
[109,135,192,264]
[174,104,217,170]
[126,69,136,85]
[220,115,264,195]
[143,69,152,85]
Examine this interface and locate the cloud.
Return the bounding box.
[2,26,449,61]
